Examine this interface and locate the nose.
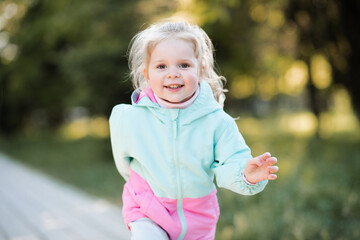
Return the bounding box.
[166,67,180,79]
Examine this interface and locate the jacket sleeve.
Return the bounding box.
[109,104,131,181]
[211,116,268,195]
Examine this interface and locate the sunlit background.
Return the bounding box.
[1,0,359,139]
[1,0,359,239]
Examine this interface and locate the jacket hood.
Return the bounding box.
[130,81,222,125]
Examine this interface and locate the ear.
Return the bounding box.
[143,68,149,83]
[199,63,205,82]
[201,64,205,75]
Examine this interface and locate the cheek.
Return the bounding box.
[148,73,163,88]
[186,72,201,85]
[147,70,157,81]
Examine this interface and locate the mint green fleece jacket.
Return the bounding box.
[109,80,268,199]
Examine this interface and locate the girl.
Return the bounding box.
[109,20,279,240]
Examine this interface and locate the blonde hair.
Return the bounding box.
[128,20,227,105]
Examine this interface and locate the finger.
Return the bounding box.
[266,157,278,165]
[268,166,279,173]
[247,157,263,167]
[258,152,271,161]
[268,174,277,180]
[254,152,271,166]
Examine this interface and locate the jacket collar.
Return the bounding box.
[131,81,222,125]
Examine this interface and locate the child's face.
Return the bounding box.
[143,38,202,104]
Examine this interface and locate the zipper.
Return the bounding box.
[170,110,187,240]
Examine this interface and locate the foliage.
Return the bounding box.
[0,0,359,136]
[286,0,360,118]
[0,0,139,134]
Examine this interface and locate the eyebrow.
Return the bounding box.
[152,60,165,63]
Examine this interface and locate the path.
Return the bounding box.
[0,153,130,240]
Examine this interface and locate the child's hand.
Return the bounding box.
[243,152,278,184]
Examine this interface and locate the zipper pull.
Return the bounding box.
[170,109,179,139]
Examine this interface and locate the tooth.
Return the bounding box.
[168,85,181,89]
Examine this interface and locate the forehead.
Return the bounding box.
[149,37,196,57]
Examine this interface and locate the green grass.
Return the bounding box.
[1,134,360,239]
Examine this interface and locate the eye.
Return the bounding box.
[180,63,190,68]
[156,64,166,69]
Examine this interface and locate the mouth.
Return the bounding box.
[165,84,184,89]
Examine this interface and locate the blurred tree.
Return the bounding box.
[0,0,141,135]
[173,0,300,115]
[172,0,274,112]
[286,0,360,118]
[1,0,358,136]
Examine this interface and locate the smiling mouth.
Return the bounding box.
[165,84,184,89]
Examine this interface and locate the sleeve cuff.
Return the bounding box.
[241,171,257,186]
